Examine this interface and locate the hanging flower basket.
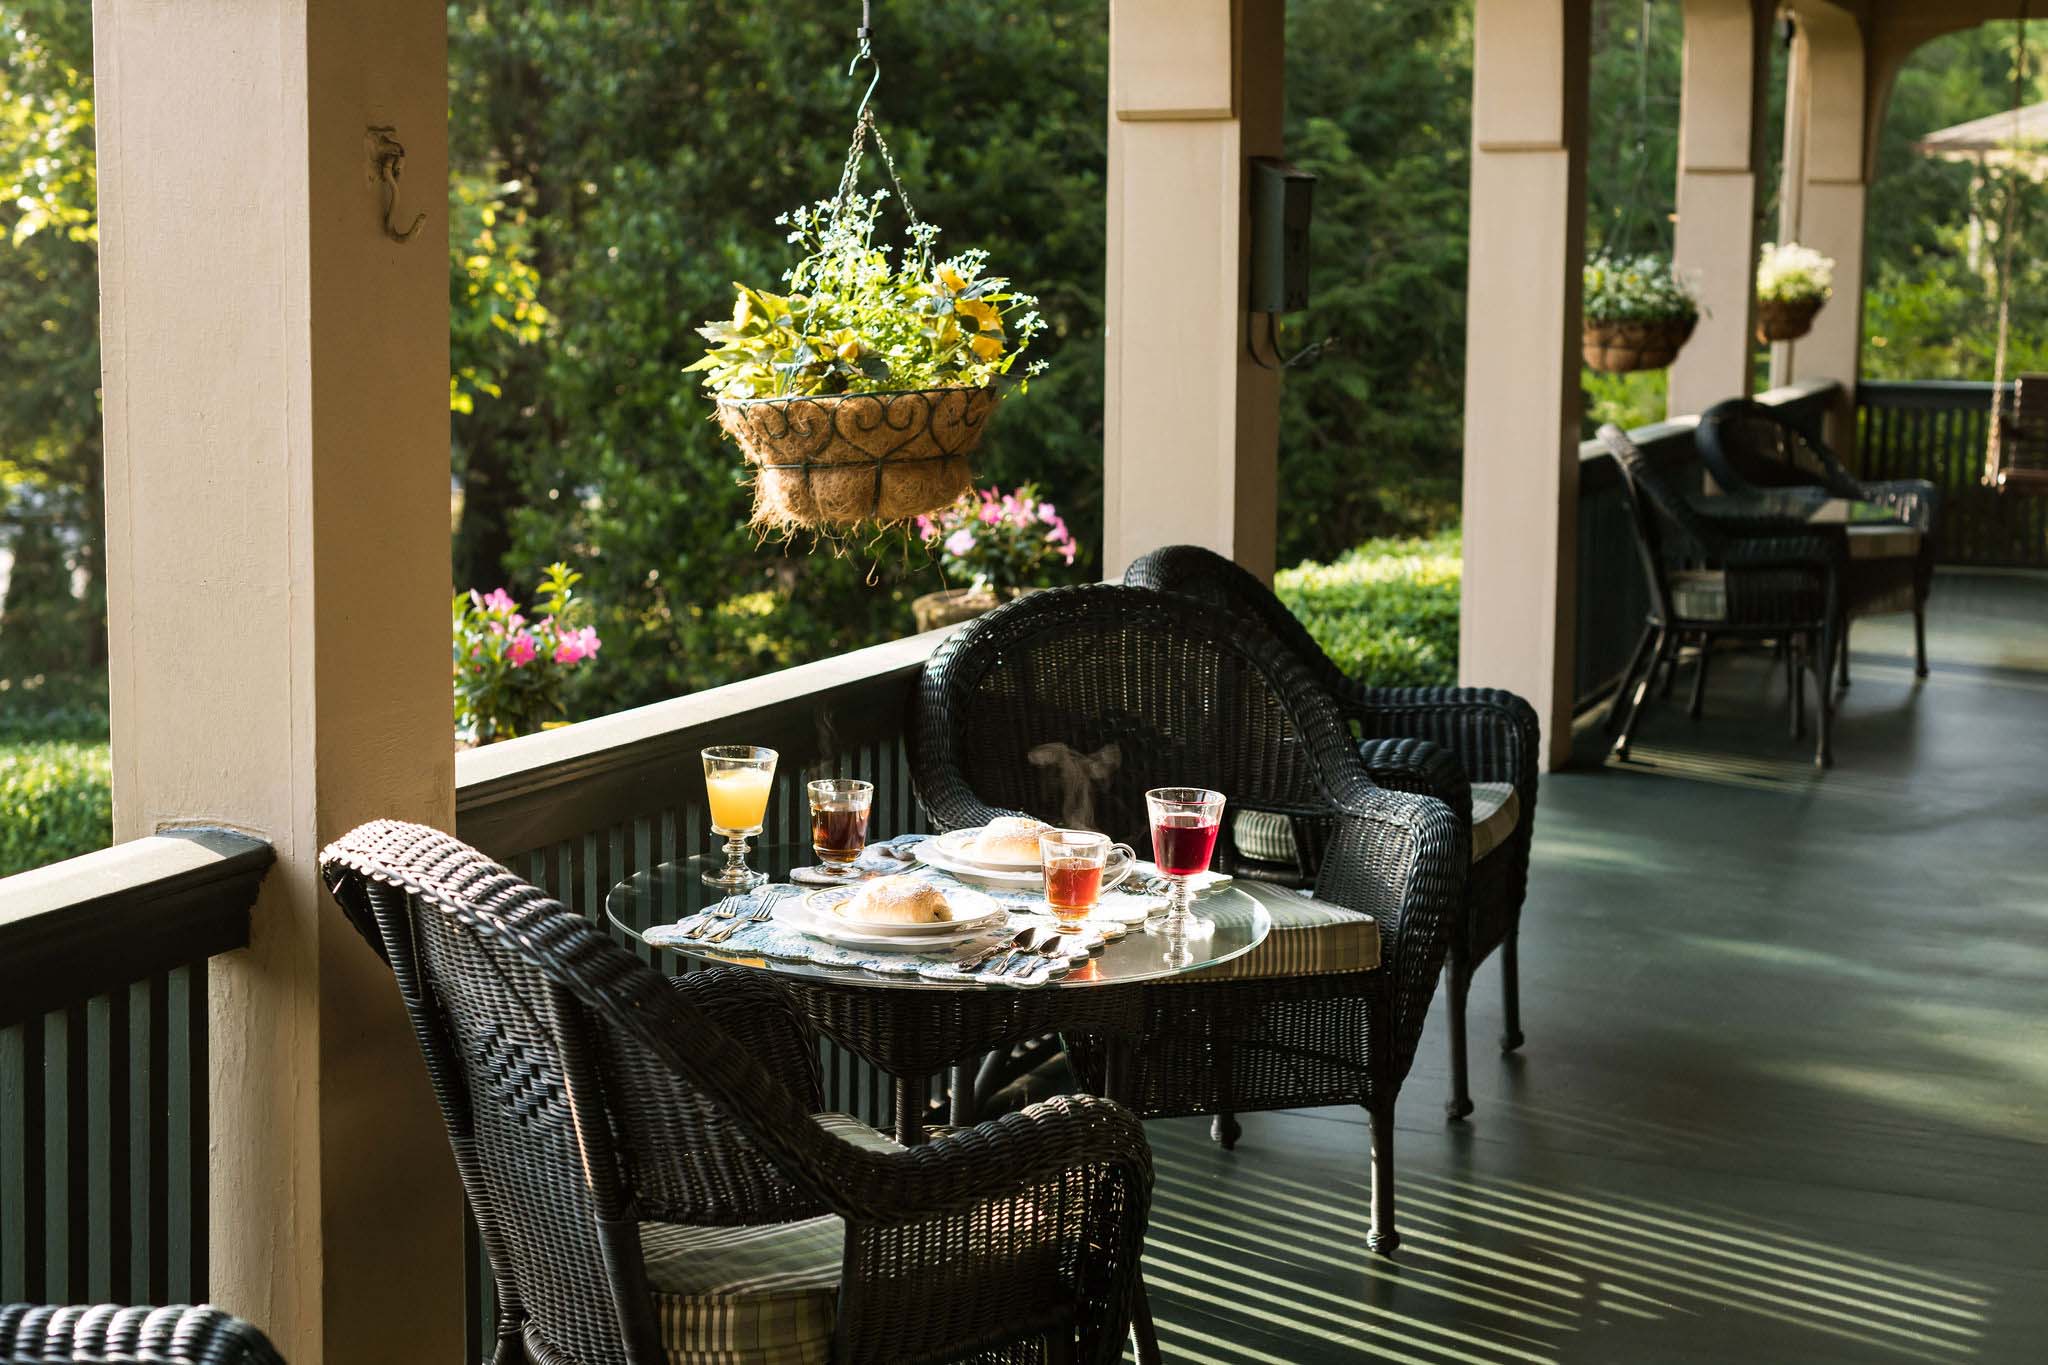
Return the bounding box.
[1581,316,1697,374]
[1755,297,1825,344]
[717,386,1000,532]
[1755,243,1835,345]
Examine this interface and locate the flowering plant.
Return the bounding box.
[1756,241,1835,304]
[686,190,1047,399]
[1583,254,1703,323]
[915,484,1078,599]
[452,562,601,743]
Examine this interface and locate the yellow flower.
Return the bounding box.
[970,333,1005,361]
[938,264,968,293]
[937,317,962,347]
[732,291,753,330]
[956,297,1004,333]
[835,332,864,361]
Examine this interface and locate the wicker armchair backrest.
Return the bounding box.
[1698,398,1859,497]
[913,583,1361,856]
[322,822,825,1365]
[1598,424,1696,622]
[1122,544,1355,703]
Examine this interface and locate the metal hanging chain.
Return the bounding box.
[833,2,924,237]
[1987,1,2030,487]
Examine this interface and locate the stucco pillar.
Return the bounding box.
[1668,0,1775,419]
[94,3,459,1359]
[1459,0,1591,772]
[1103,0,1284,580]
[1775,3,1869,444]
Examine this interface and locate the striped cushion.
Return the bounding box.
[1231,783,1520,869]
[1177,881,1381,980]
[1670,568,1729,621]
[1847,525,1921,560]
[641,1112,898,1364]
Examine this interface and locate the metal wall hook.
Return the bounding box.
[367,125,427,243]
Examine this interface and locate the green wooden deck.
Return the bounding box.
[1134,570,2048,1364]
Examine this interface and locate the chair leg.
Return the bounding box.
[1915,605,1930,678]
[1444,950,1473,1120]
[1687,638,1711,719]
[1367,1100,1400,1256]
[1611,627,1666,761]
[1790,637,1806,740]
[948,1062,977,1127]
[1043,1328,1078,1365]
[1128,1271,1162,1365]
[1210,1039,1240,1148]
[1814,629,1835,769]
[1607,624,1657,736]
[1657,634,1683,699]
[1211,1112,1242,1148]
[1499,930,1525,1053]
[1838,618,1851,690]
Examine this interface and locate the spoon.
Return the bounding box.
[959,926,1036,974]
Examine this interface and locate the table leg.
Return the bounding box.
[894,1074,928,1147]
[1101,1035,1162,1364]
[947,1061,977,1126]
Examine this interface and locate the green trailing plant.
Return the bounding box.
[1583,253,1702,324]
[452,562,602,743]
[686,190,1047,400]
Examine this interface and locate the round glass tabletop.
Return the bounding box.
[605,845,1270,991]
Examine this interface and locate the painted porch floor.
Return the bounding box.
[1130,570,2048,1364]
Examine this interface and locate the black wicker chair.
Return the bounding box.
[1697,397,1937,680]
[1125,544,1537,1122]
[0,1305,283,1365]
[321,821,1152,1365]
[1600,423,1865,767]
[908,583,1467,1254]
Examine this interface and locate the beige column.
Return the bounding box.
[1668,0,1775,418]
[1459,0,1591,772]
[1775,2,1869,443]
[1103,0,1284,580]
[95,2,459,1359]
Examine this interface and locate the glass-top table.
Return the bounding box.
[1689,489,1911,526]
[605,839,1270,1145]
[606,847,1272,991]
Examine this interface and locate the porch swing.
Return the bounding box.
[1982,4,2048,492]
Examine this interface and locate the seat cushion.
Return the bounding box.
[1847,525,1921,560]
[1231,783,1520,869]
[1179,881,1381,980]
[1669,567,1825,625]
[641,1112,898,1364]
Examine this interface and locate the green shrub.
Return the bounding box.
[0,739,113,877]
[1275,531,1461,687]
[0,671,110,743]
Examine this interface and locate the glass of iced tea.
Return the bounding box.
[701,745,777,890]
[1039,829,1136,933]
[802,778,874,883]
[1144,786,1225,940]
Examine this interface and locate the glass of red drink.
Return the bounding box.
[1038,830,1136,933]
[1144,787,1225,941]
[800,778,873,882]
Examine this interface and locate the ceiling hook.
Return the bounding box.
[848,3,880,123]
[368,125,427,244]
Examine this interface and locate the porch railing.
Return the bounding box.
[1856,379,2047,567]
[0,830,271,1309]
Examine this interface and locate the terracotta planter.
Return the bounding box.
[1581,316,1698,374]
[1756,296,1826,343]
[913,586,1001,633]
[716,386,1001,533]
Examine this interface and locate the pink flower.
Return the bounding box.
[553,638,585,665]
[1060,541,1077,565]
[507,633,538,667]
[481,588,517,614]
[578,626,601,656]
[944,528,977,557]
[913,514,936,541]
[1037,502,1057,523]
[978,502,1002,526]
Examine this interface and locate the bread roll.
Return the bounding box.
[842,875,953,925]
[971,816,1052,864]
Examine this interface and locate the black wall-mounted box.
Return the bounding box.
[1249,156,1315,314]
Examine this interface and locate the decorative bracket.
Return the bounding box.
[367,125,427,243]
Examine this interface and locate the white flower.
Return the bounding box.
[1757,241,1834,303]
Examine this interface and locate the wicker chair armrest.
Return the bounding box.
[835,1094,1152,1224]
[664,968,823,1112]
[1354,735,1472,826]
[1348,685,1538,795]
[0,1304,285,1365]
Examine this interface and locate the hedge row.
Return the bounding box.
[1274,531,1460,688]
[0,740,113,878]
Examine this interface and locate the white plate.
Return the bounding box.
[801,886,1007,939]
[931,827,1046,871]
[775,899,1008,952]
[913,837,1046,888]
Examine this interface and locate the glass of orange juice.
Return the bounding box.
[701,745,777,889]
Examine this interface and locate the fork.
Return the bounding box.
[707,886,793,943]
[1003,933,1070,979]
[677,889,755,940]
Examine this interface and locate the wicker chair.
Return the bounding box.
[0,1305,283,1365]
[1697,398,1937,680]
[1600,423,1866,767]
[321,821,1152,1365]
[1125,545,1537,1122]
[908,583,1467,1254]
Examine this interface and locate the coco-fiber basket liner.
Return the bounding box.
[1581,316,1697,374]
[1756,296,1824,343]
[717,386,1001,531]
